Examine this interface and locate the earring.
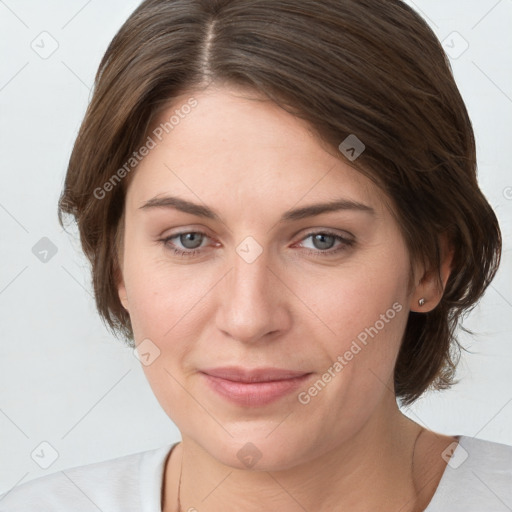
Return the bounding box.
[418,298,426,307]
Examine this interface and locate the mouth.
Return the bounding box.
[200,366,313,406]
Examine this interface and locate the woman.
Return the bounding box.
[1,0,510,511]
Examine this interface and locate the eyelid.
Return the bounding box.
[160,227,355,257]
[295,228,355,244]
[162,230,216,248]
[292,229,355,255]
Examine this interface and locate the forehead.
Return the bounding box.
[125,85,385,217]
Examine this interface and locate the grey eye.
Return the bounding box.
[310,233,336,250]
[178,232,204,249]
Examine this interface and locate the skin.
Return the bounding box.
[116,83,456,512]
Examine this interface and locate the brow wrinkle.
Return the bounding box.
[281,199,374,222]
[139,195,220,220]
[139,195,375,222]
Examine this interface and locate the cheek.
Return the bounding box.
[298,249,411,405]
[124,253,205,424]
[121,230,201,339]
[300,253,409,345]
[126,271,198,343]
[291,260,410,434]
[125,234,411,347]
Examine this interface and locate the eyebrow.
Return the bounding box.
[138,195,375,222]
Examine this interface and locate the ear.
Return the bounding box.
[114,242,129,312]
[117,274,129,312]
[409,234,453,313]
[114,214,130,312]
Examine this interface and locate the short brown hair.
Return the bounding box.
[58,0,502,406]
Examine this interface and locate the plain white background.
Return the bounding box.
[0,0,511,494]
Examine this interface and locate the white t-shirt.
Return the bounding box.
[1,435,511,511]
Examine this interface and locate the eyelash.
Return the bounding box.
[159,230,355,258]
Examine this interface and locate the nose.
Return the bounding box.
[215,247,291,344]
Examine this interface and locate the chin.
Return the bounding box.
[198,430,316,472]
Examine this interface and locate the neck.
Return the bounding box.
[164,401,443,512]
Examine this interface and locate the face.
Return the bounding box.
[117,84,416,470]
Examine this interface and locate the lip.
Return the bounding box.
[201,366,311,383]
[200,366,313,406]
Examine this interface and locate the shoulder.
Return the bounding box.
[426,435,512,512]
[456,435,512,479]
[0,444,174,512]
